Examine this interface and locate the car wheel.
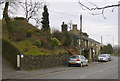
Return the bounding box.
[68,64,71,67]
[80,63,83,67]
[107,58,109,62]
[86,63,88,66]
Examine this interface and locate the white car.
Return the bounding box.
[104,54,112,61]
[68,55,88,67]
[98,54,109,62]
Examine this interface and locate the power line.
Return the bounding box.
[48,9,79,17]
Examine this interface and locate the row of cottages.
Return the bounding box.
[61,22,101,62]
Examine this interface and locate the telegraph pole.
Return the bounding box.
[80,14,82,55]
[113,35,114,47]
[69,20,72,30]
[101,36,103,47]
[80,15,82,33]
[100,36,103,54]
[112,35,114,55]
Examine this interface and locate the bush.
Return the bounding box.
[27,30,33,37]
[33,40,41,48]
[52,30,62,41]
[14,31,26,41]
[14,17,26,20]
[23,47,30,52]
[51,37,61,47]
[63,32,72,46]
[42,36,53,49]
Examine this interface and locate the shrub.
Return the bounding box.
[23,47,30,52]
[34,29,41,34]
[63,32,72,46]
[51,37,61,47]
[14,17,26,20]
[27,30,33,37]
[52,30,62,41]
[33,40,41,48]
[14,31,26,41]
[42,36,53,49]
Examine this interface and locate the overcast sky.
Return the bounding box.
[45,0,118,46]
[0,0,119,46]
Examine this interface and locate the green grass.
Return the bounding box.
[13,39,34,51]
[49,49,67,55]
[12,39,67,55]
[25,48,67,55]
[25,50,48,55]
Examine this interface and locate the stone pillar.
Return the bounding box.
[89,48,92,63]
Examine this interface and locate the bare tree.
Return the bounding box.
[0,1,4,4]
[3,2,14,39]
[1,0,45,27]
[78,0,120,19]
[19,0,45,22]
[1,0,21,19]
[31,17,42,27]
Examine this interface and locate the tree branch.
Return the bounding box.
[78,1,120,11]
[19,0,44,22]
[78,0,120,19]
[0,1,4,4]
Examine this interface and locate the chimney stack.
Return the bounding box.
[72,24,77,30]
[61,22,68,32]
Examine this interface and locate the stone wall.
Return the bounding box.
[2,39,20,68]
[20,53,70,70]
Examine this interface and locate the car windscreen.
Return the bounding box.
[99,55,106,57]
[105,54,110,56]
[70,56,79,59]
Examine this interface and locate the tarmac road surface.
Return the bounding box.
[2,56,118,79]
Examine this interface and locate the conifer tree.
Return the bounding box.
[41,5,50,33]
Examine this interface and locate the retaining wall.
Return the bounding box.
[20,53,70,70]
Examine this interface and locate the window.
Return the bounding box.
[81,56,85,60]
[70,55,79,59]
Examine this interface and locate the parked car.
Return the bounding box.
[104,54,112,61]
[98,54,109,62]
[68,55,88,67]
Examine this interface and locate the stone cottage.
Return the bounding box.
[61,22,101,62]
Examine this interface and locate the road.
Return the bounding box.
[2,56,118,79]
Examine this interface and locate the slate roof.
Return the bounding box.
[69,32,100,44]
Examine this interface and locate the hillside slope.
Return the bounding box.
[2,18,67,56]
